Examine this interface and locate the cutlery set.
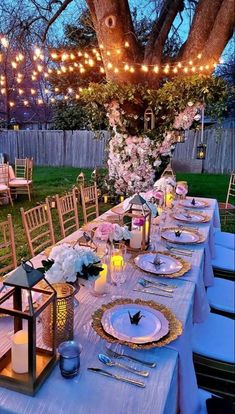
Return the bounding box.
[88,347,157,388]
[133,278,177,298]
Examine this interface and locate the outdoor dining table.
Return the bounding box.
[0,197,219,414]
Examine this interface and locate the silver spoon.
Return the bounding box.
[98,354,149,377]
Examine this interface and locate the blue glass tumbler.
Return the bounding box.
[58,341,82,378]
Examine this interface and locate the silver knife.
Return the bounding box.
[133,288,173,298]
[143,279,177,290]
[87,367,145,388]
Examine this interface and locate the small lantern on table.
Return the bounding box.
[124,194,151,251]
[0,260,57,395]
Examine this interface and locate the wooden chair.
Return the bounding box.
[56,188,79,238]
[80,183,99,224]
[0,214,17,277]
[21,199,55,257]
[10,158,33,201]
[0,163,13,206]
[15,158,28,178]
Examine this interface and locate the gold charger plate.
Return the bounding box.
[132,250,191,278]
[92,298,182,349]
[161,227,205,245]
[171,211,211,224]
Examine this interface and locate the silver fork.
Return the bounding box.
[105,347,157,368]
[141,278,177,289]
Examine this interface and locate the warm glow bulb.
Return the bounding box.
[124,41,129,47]
[50,97,55,103]
[70,53,75,59]
[153,65,159,73]
[23,100,28,106]
[173,67,178,73]
[197,53,202,59]
[116,49,121,55]
[199,65,204,71]
[107,62,113,69]
[37,64,43,72]
[84,52,89,58]
[99,44,104,49]
[12,62,17,69]
[18,88,23,95]
[78,51,83,57]
[31,88,36,95]
[55,87,59,92]
[68,88,73,93]
[9,101,15,107]
[114,67,119,73]
[189,60,193,65]
[191,66,196,72]
[51,52,58,59]
[100,67,105,73]
[35,47,41,57]
[205,64,209,70]
[88,58,94,66]
[1,37,9,48]
[106,51,111,56]
[141,65,148,72]
[80,67,85,73]
[177,62,182,68]
[183,67,188,73]
[38,99,43,104]
[130,66,135,73]
[75,94,80,99]
[124,64,129,71]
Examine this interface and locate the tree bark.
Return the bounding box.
[179,0,224,61]
[144,0,184,65]
[201,0,234,66]
[86,0,142,83]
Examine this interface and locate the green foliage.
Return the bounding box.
[52,103,89,130]
[80,75,228,138]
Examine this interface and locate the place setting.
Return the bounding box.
[178,197,210,209]
[171,209,211,224]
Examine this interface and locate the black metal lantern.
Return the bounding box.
[172,129,185,143]
[123,193,152,251]
[0,261,57,395]
[196,143,207,160]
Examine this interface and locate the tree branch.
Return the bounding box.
[42,0,74,42]
[144,0,184,65]
[179,0,223,60]
[201,0,234,66]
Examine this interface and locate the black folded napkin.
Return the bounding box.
[206,396,235,414]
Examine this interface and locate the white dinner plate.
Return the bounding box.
[161,228,200,244]
[179,199,209,209]
[172,211,207,223]
[101,303,169,344]
[134,252,183,275]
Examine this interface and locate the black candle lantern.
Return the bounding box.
[124,193,151,251]
[0,261,57,395]
[173,129,185,143]
[196,143,207,160]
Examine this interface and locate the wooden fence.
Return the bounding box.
[0,124,234,173]
[172,122,235,174]
[0,130,108,168]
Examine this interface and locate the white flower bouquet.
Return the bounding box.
[40,244,102,284]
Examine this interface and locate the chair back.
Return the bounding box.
[21,200,55,257]
[56,188,79,238]
[0,214,17,276]
[15,158,28,179]
[26,158,33,181]
[0,163,9,186]
[225,172,235,209]
[80,183,99,224]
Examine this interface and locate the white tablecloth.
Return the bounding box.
[0,197,220,414]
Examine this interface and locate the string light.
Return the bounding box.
[141,65,148,72]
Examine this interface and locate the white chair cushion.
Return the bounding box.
[212,245,235,272]
[9,179,31,186]
[193,313,235,364]
[214,231,235,250]
[0,184,8,191]
[207,278,235,313]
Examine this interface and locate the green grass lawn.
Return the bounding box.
[0,167,233,263]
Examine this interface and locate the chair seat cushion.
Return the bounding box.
[214,230,235,250]
[0,184,8,191]
[212,245,235,272]
[193,313,235,363]
[207,278,235,313]
[9,179,31,186]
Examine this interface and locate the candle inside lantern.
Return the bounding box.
[111,254,124,271]
[120,195,125,203]
[143,219,150,242]
[166,193,174,208]
[94,263,107,294]
[11,330,28,374]
[130,229,142,249]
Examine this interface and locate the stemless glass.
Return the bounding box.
[110,242,127,286]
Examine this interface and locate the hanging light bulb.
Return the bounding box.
[141,65,148,72]
[124,41,129,48]
[153,65,159,73]
[124,64,129,71]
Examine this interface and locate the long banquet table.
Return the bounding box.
[0,197,220,414]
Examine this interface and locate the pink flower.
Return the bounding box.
[176,185,188,196]
[95,222,114,241]
[133,217,145,227]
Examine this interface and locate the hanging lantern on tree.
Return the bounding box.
[144,107,155,131]
[172,129,185,143]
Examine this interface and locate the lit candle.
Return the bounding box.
[143,220,150,242]
[94,263,107,294]
[11,330,28,374]
[111,255,124,271]
[166,193,174,208]
[120,195,125,203]
[103,195,109,204]
[130,229,142,249]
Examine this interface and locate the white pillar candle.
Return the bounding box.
[130,229,142,249]
[94,263,107,294]
[11,330,28,374]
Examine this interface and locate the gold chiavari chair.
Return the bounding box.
[10,158,33,201]
[80,183,99,224]
[15,158,28,178]
[0,163,13,206]
[56,188,79,238]
[21,199,55,257]
[0,214,17,277]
